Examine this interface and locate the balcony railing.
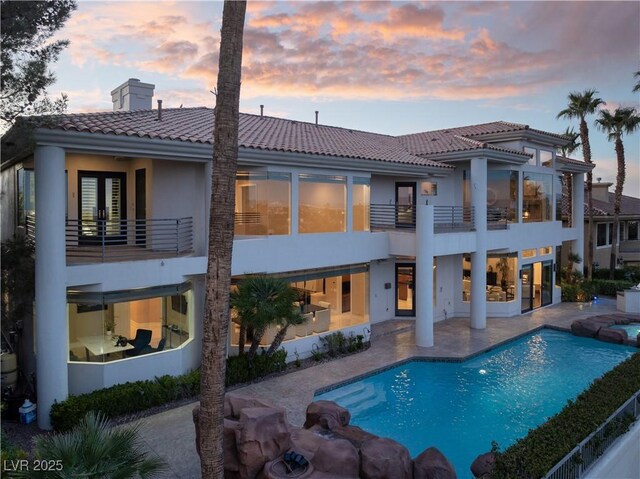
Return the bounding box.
[26,216,193,263]
[487,207,513,230]
[370,204,475,233]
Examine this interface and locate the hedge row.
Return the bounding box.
[51,350,288,432]
[592,267,640,282]
[590,279,635,296]
[492,352,640,478]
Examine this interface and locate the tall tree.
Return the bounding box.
[557,90,604,279]
[595,107,640,278]
[0,0,76,128]
[199,1,246,478]
[558,126,581,157]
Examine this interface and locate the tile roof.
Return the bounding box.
[38,107,450,169]
[398,121,567,157]
[591,192,640,217]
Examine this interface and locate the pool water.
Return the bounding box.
[610,323,640,338]
[315,329,636,477]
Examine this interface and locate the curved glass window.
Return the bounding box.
[67,282,192,362]
[523,172,552,222]
[353,177,370,232]
[299,174,346,233]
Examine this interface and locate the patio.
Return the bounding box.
[135,297,624,478]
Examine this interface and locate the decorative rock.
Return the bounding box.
[360,437,413,479]
[414,447,457,479]
[304,400,351,430]
[226,394,275,419]
[312,436,360,477]
[224,419,242,474]
[235,407,292,479]
[332,424,379,449]
[470,452,495,479]
[570,320,601,338]
[597,327,627,344]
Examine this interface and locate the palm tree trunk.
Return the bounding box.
[246,324,266,361]
[266,325,289,357]
[237,323,246,356]
[199,2,246,478]
[609,137,625,278]
[580,117,594,279]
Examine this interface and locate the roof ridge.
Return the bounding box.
[397,120,508,138]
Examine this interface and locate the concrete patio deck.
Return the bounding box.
[136,297,627,478]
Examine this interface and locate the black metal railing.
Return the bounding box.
[370,204,417,231]
[26,216,193,263]
[487,207,513,230]
[434,206,474,232]
[370,204,475,233]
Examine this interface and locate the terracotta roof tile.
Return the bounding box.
[44,108,450,169]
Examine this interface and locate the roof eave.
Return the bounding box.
[420,148,529,164]
[468,130,569,148]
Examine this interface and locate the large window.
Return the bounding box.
[67,283,192,363]
[17,168,35,226]
[230,265,369,347]
[461,255,517,302]
[352,177,370,232]
[487,170,518,223]
[596,222,614,247]
[540,150,553,168]
[524,147,537,165]
[627,221,638,241]
[299,174,346,233]
[235,171,291,236]
[523,172,552,222]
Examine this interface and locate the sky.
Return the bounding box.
[48,0,640,197]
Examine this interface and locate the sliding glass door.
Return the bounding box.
[78,171,126,245]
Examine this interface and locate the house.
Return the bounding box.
[0,79,590,428]
[585,180,640,269]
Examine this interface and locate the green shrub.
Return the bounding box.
[492,352,640,479]
[1,429,28,472]
[51,370,201,432]
[593,267,640,282]
[590,279,635,296]
[225,349,287,387]
[561,281,595,302]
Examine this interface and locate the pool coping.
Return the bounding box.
[315,324,569,395]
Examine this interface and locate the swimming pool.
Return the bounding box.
[611,323,640,338]
[315,329,636,477]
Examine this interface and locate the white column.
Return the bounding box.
[291,171,299,235]
[415,204,434,347]
[470,158,487,330]
[572,173,585,271]
[34,146,68,429]
[346,176,353,232]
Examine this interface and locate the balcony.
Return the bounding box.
[370,204,475,233]
[26,216,193,264]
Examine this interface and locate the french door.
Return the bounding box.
[396,263,416,316]
[521,260,553,313]
[78,171,126,245]
[395,182,416,228]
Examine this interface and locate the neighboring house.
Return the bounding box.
[0,79,590,428]
[587,181,640,268]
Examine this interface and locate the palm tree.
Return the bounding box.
[199,1,246,478]
[19,411,167,478]
[558,126,581,157]
[633,71,640,93]
[557,89,604,279]
[231,275,304,360]
[595,107,640,278]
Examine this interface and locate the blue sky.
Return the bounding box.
[49,1,640,196]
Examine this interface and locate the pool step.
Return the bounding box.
[324,382,387,416]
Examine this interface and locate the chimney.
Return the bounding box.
[591,180,613,202]
[315,111,319,125]
[157,99,163,121]
[111,78,155,111]
[260,105,264,117]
